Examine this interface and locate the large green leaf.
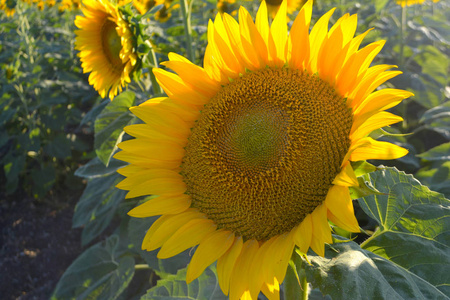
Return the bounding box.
[140,266,227,300]
[73,173,127,245]
[415,161,450,198]
[358,167,450,296]
[52,235,135,300]
[302,240,448,300]
[417,142,450,161]
[94,91,136,166]
[128,214,193,277]
[75,157,128,179]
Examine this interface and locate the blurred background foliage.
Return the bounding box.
[0,0,449,299]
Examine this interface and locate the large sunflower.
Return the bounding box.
[115,1,411,299]
[75,0,137,100]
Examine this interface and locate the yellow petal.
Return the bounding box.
[113,151,181,170]
[157,218,216,259]
[350,137,409,161]
[325,185,360,232]
[124,177,186,200]
[239,6,267,68]
[248,238,276,299]
[261,278,280,300]
[117,139,185,162]
[229,239,259,300]
[353,89,413,116]
[336,41,385,96]
[308,8,335,74]
[128,194,191,218]
[116,168,182,190]
[351,111,403,141]
[256,0,270,48]
[153,68,210,106]
[271,231,296,282]
[288,0,312,70]
[294,214,313,254]
[350,68,402,108]
[269,0,287,66]
[332,162,358,187]
[142,209,204,251]
[309,204,332,257]
[123,124,186,146]
[186,229,235,283]
[129,104,191,137]
[217,236,243,296]
[161,60,220,97]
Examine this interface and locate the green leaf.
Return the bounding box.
[30,163,56,198]
[351,161,377,177]
[420,101,450,124]
[415,161,450,203]
[51,235,135,300]
[128,215,193,277]
[2,153,25,194]
[375,0,389,12]
[75,157,128,179]
[358,167,450,296]
[94,91,136,166]
[417,142,450,161]
[73,173,127,245]
[302,240,448,300]
[140,265,227,300]
[44,134,72,159]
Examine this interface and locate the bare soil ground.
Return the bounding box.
[0,192,84,300]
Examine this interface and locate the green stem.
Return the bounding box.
[301,274,308,300]
[147,42,163,95]
[399,5,407,67]
[179,0,194,62]
[283,250,308,300]
[135,264,151,270]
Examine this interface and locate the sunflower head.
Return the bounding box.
[1,0,16,17]
[116,1,411,299]
[75,0,138,100]
[133,0,163,15]
[396,0,425,6]
[264,0,303,17]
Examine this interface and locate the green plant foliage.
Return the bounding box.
[51,235,135,300]
[140,266,227,300]
[73,173,127,246]
[417,142,450,161]
[358,167,450,296]
[297,167,450,299]
[94,91,136,166]
[75,157,127,179]
[0,4,96,198]
[303,240,447,300]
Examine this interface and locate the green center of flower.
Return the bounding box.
[101,19,123,72]
[181,68,353,241]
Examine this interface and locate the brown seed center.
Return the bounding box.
[181,68,353,241]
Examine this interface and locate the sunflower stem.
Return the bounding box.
[147,42,163,95]
[179,0,194,62]
[283,250,308,300]
[135,264,151,270]
[399,5,407,67]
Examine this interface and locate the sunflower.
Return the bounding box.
[265,0,303,17]
[58,0,81,11]
[75,0,137,100]
[132,0,163,14]
[396,0,425,6]
[1,0,16,17]
[115,0,411,298]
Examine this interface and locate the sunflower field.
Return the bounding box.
[0,0,449,299]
